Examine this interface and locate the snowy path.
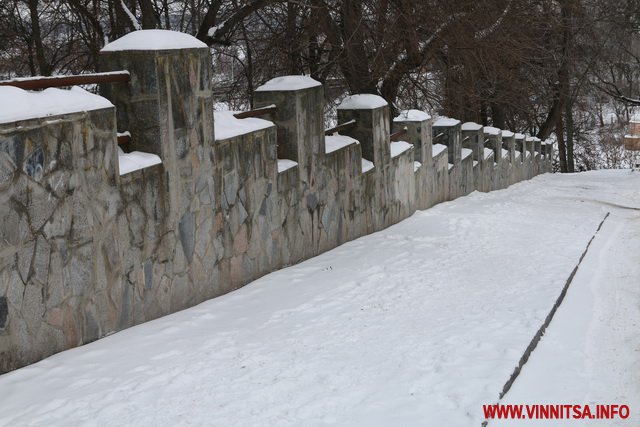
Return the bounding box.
[1,171,638,427]
[493,180,640,426]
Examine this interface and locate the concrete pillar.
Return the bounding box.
[99,30,214,160]
[336,94,390,166]
[253,76,325,184]
[525,136,536,159]
[514,133,526,163]
[99,30,214,223]
[336,94,391,231]
[253,76,326,262]
[433,117,462,165]
[99,30,216,316]
[393,109,432,166]
[394,110,434,209]
[461,122,484,162]
[502,131,516,163]
[546,141,554,172]
[534,139,542,159]
[483,127,503,167]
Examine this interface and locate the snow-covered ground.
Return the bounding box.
[1,170,638,427]
[492,172,640,427]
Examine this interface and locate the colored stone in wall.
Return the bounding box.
[0,32,550,373]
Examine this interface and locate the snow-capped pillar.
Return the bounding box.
[99,30,214,160]
[99,30,216,297]
[540,140,550,171]
[543,140,551,161]
[433,118,463,200]
[534,138,542,169]
[546,141,554,172]
[336,94,390,166]
[461,122,489,192]
[524,136,537,179]
[525,136,536,161]
[502,131,516,164]
[483,127,503,168]
[461,122,484,162]
[394,110,433,209]
[99,29,214,226]
[393,110,432,165]
[253,76,325,184]
[484,127,504,190]
[501,130,516,185]
[514,133,526,164]
[432,118,462,166]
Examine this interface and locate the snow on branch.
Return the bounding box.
[422,13,466,48]
[616,95,640,106]
[204,0,279,45]
[120,0,141,31]
[593,78,640,106]
[207,23,224,38]
[379,13,466,88]
[475,0,512,40]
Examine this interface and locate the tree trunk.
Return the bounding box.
[240,19,254,108]
[138,0,159,29]
[480,102,488,126]
[490,103,505,129]
[162,0,170,29]
[338,1,376,94]
[286,2,299,74]
[559,0,574,172]
[28,0,51,76]
[556,113,568,173]
[565,102,575,172]
[538,97,562,140]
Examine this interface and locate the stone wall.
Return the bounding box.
[0,107,120,372]
[0,31,553,374]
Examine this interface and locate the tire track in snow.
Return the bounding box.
[483,211,611,427]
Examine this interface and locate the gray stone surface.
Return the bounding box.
[0,36,549,374]
[394,118,436,210]
[0,296,7,329]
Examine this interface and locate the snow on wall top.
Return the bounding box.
[483,126,501,135]
[526,136,541,142]
[214,110,274,140]
[433,143,448,157]
[502,130,515,138]
[433,116,460,127]
[255,76,321,92]
[484,148,495,159]
[337,94,388,110]
[361,158,374,173]
[394,109,431,122]
[101,30,207,52]
[0,86,113,124]
[514,133,526,139]
[461,122,483,131]
[390,141,413,158]
[117,147,162,175]
[325,134,359,154]
[277,159,298,173]
[462,148,473,159]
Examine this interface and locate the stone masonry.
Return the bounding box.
[0,30,553,373]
